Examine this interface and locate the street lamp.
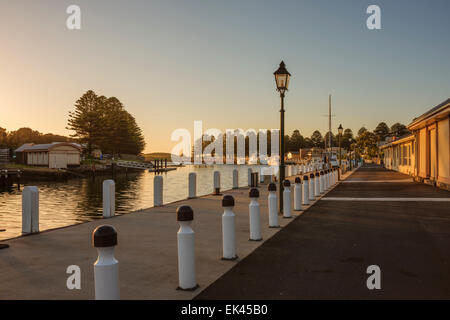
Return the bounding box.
[338,124,343,179]
[348,138,352,170]
[274,61,291,213]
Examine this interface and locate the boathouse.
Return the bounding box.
[408,98,450,189]
[14,142,82,169]
[381,98,450,190]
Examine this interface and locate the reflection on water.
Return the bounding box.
[0,165,259,240]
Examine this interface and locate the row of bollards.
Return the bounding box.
[20,164,339,299]
[91,167,340,298]
[20,165,339,235]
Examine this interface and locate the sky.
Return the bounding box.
[1,0,449,153]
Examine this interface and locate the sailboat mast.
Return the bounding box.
[328,94,332,151]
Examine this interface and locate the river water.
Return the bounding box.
[0,164,261,240]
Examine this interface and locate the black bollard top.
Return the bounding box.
[295,177,301,184]
[177,205,194,221]
[268,182,276,191]
[222,195,235,207]
[249,188,260,198]
[315,172,320,176]
[93,225,117,248]
[320,171,324,175]
[303,175,309,180]
[283,180,291,187]
[310,173,315,178]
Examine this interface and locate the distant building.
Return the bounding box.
[15,142,82,168]
[381,98,449,190]
[285,151,300,162]
[380,134,415,175]
[299,148,324,161]
[71,143,102,159]
[0,149,10,164]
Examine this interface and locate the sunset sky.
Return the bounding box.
[1,0,449,153]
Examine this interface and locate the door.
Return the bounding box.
[429,129,436,179]
[49,153,68,169]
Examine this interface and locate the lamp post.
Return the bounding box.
[274,61,291,214]
[338,124,343,180]
[348,138,352,170]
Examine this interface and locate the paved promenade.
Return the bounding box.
[0,169,332,299]
[196,165,450,299]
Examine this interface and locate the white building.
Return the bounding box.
[15,142,81,169]
[381,98,450,190]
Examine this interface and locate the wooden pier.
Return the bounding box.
[0,169,22,189]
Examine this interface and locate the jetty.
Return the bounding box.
[0,166,340,299]
[0,169,22,189]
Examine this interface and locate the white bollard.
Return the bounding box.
[315,172,320,197]
[176,205,198,290]
[102,180,115,218]
[327,170,331,189]
[267,183,279,228]
[248,168,252,187]
[309,173,316,201]
[302,175,310,205]
[259,169,265,183]
[213,171,221,195]
[319,171,324,194]
[283,180,292,218]
[22,186,39,234]
[154,175,163,206]
[188,172,197,198]
[93,225,120,300]
[221,195,237,260]
[249,188,262,241]
[232,169,239,189]
[294,177,302,211]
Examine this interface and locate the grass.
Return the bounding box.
[1,163,33,169]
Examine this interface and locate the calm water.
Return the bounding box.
[0,165,260,240]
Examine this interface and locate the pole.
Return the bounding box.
[279,93,285,214]
[339,134,342,180]
[328,95,332,151]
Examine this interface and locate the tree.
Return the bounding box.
[303,137,313,148]
[390,122,410,137]
[310,130,324,148]
[342,128,354,150]
[0,128,7,148]
[66,90,103,154]
[289,130,304,152]
[357,127,368,137]
[374,122,390,142]
[67,90,146,156]
[356,131,378,158]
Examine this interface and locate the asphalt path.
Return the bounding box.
[195,165,450,299]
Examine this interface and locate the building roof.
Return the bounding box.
[408,98,450,130]
[379,133,415,149]
[15,143,35,152]
[15,142,82,153]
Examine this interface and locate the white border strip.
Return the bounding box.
[342,179,413,183]
[322,197,450,201]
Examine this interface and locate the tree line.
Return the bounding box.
[196,121,410,160]
[0,127,71,150]
[67,90,146,157]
